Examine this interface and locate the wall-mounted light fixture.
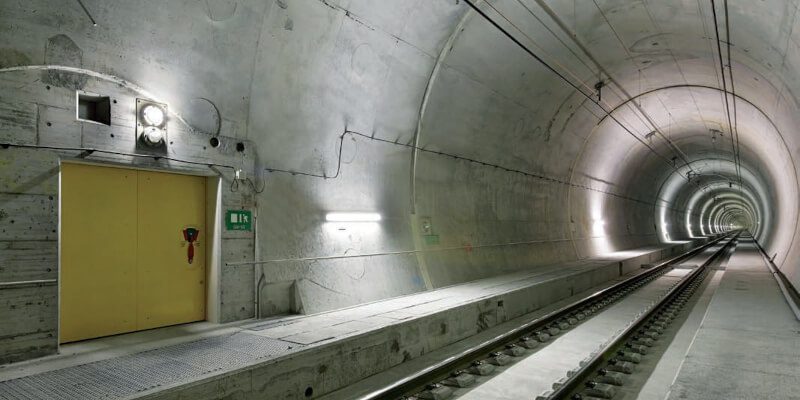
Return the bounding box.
[325,212,381,222]
[136,99,167,147]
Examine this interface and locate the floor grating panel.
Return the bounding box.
[0,333,302,400]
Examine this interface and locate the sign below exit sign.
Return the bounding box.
[225,210,252,231]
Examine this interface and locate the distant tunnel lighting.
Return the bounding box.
[325,212,381,222]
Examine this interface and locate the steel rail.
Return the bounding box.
[355,233,734,400]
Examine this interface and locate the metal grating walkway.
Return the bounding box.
[0,332,303,400]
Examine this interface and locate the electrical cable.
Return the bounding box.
[462,0,691,180]
[586,0,698,172]
[246,177,266,193]
[253,126,679,209]
[518,0,698,175]
[2,126,693,212]
[0,142,237,170]
[3,142,258,195]
[711,0,743,188]
[75,0,97,26]
[0,142,273,195]
[340,129,685,210]
[723,0,744,188]
[262,133,348,179]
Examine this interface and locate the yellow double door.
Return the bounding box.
[60,163,206,343]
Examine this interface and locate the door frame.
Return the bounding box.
[57,160,223,347]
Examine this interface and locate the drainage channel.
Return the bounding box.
[543,232,741,400]
[352,234,736,400]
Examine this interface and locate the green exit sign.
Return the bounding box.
[225,210,252,231]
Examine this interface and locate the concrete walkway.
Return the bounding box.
[666,238,800,400]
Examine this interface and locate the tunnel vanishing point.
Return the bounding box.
[0,1,799,400]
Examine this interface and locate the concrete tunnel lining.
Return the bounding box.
[419,0,800,276]
[1,0,800,373]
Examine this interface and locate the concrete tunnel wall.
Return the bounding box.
[0,0,799,364]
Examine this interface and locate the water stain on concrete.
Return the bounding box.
[42,34,87,90]
[0,48,32,68]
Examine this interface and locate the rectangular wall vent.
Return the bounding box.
[76,92,111,125]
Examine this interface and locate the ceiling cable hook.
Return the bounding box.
[594,80,605,102]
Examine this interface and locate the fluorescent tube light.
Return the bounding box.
[325,212,381,222]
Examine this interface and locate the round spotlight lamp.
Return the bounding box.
[142,104,165,126]
[142,126,165,146]
[136,99,168,149]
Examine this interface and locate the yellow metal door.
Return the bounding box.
[61,164,206,343]
[136,170,206,330]
[61,163,138,343]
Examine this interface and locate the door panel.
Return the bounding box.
[60,164,206,342]
[60,163,138,343]
[136,170,206,330]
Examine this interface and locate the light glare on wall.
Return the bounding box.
[325,212,381,222]
[592,218,605,237]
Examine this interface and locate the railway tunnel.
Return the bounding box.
[0,1,799,399]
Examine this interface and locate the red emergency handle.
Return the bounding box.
[183,227,200,264]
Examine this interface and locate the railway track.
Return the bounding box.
[546,232,740,400]
[354,233,739,400]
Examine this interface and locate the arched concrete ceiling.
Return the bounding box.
[417,0,800,279]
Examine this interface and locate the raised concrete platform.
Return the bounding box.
[666,237,800,400]
[0,240,708,400]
